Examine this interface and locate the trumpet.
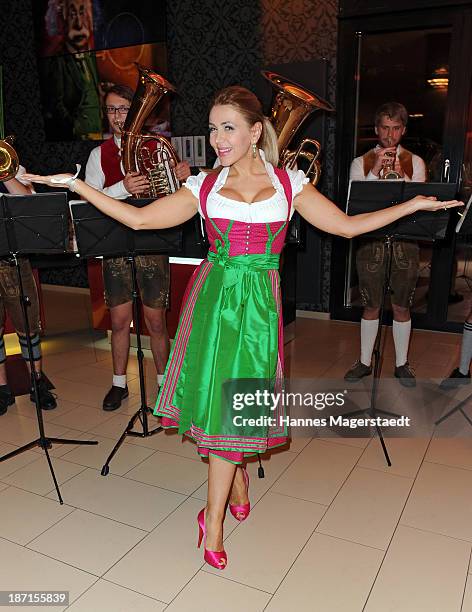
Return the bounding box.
[379,138,401,180]
[0,135,19,182]
[263,71,334,186]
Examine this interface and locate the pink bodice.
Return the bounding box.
[205,218,288,257]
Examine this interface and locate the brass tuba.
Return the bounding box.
[121,65,180,198]
[262,71,334,186]
[0,135,19,182]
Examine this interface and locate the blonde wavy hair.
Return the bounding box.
[211,86,279,166]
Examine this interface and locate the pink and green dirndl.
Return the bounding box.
[154,169,292,463]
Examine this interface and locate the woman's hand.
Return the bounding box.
[22,173,74,188]
[408,195,464,213]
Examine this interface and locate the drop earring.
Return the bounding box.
[252,143,257,158]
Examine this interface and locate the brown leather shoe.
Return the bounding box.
[103,385,129,411]
[394,362,416,388]
[344,360,372,382]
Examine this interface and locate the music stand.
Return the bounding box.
[70,199,183,475]
[0,193,98,504]
[344,181,455,465]
[435,193,472,427]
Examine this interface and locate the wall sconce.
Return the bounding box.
[427,66,449,90]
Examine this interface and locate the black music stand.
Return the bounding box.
[70,199,182,475]
[435,193,472,427]
[344,181,455,465]
[0,193,98,504]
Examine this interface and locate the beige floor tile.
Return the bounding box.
[0,537,96,608]
[62,434,155,476]
[51,364,137,387]
[52,377,110,408]
[92,354,153,375]
[462,575,472,612]
[266,532,383,612]
[0,412,69,446]
[206,492,325,593]
[105,497,208,602]
[167,572,271,611]
[47,468,186,531]
[67,579,166,611]
[0,487,74,545]
[358,437,431,478]
[401,461,472,541]
[30,428,96,458]
[2,455,87,496]
[8,395,79,423]
[124,451,208,495]
[426,435,472,471]
[48,404,115,432]
[0,441,39,479]
[28,509,147,576]
[42,348,100,373]
[130,428,200,461]
[87,412,136,438]
[270,438,363,505]
[364,526,470,612]
[283,436,312,453]
[317,467,413,550]
[317,435,372,449]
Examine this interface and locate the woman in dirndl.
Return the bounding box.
[25,87,461,571]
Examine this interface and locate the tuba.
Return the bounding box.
[121,65,180,198]
[262,71,334,186]
[0,135,19,182]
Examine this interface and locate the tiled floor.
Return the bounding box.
[1,289,472,611]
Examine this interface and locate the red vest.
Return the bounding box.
[100,137,124,188]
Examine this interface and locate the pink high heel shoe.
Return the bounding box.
[197,508,227,570]
[229,467,250,522]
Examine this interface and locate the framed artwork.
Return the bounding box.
[32,1,169,142]
[0,66,4,140]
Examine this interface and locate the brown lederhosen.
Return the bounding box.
[0,259,40,334]
[103,255,170,309]
[356,148,419,308]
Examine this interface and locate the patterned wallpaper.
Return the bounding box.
[167,0,338,311]
[1,0,338,307]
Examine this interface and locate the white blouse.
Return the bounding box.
[183,151,308,223]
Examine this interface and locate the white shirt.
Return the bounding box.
[85,135,131,199]
[183,150,308,223]
[350,145,426,182]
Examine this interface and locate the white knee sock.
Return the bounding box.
[113,374,127,388]
[459,322,472,375]
[360,318,379,366]
[392,320,411,367]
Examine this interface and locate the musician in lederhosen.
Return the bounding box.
[85,85,191,410]
[0,167,56,415]
[345,102,426,387]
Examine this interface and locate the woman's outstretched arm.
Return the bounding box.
[294,183,462,238]
[22,173,199,230]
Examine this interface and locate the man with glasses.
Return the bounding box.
[85,84,191,410]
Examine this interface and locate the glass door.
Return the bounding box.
[331,5,472,331]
